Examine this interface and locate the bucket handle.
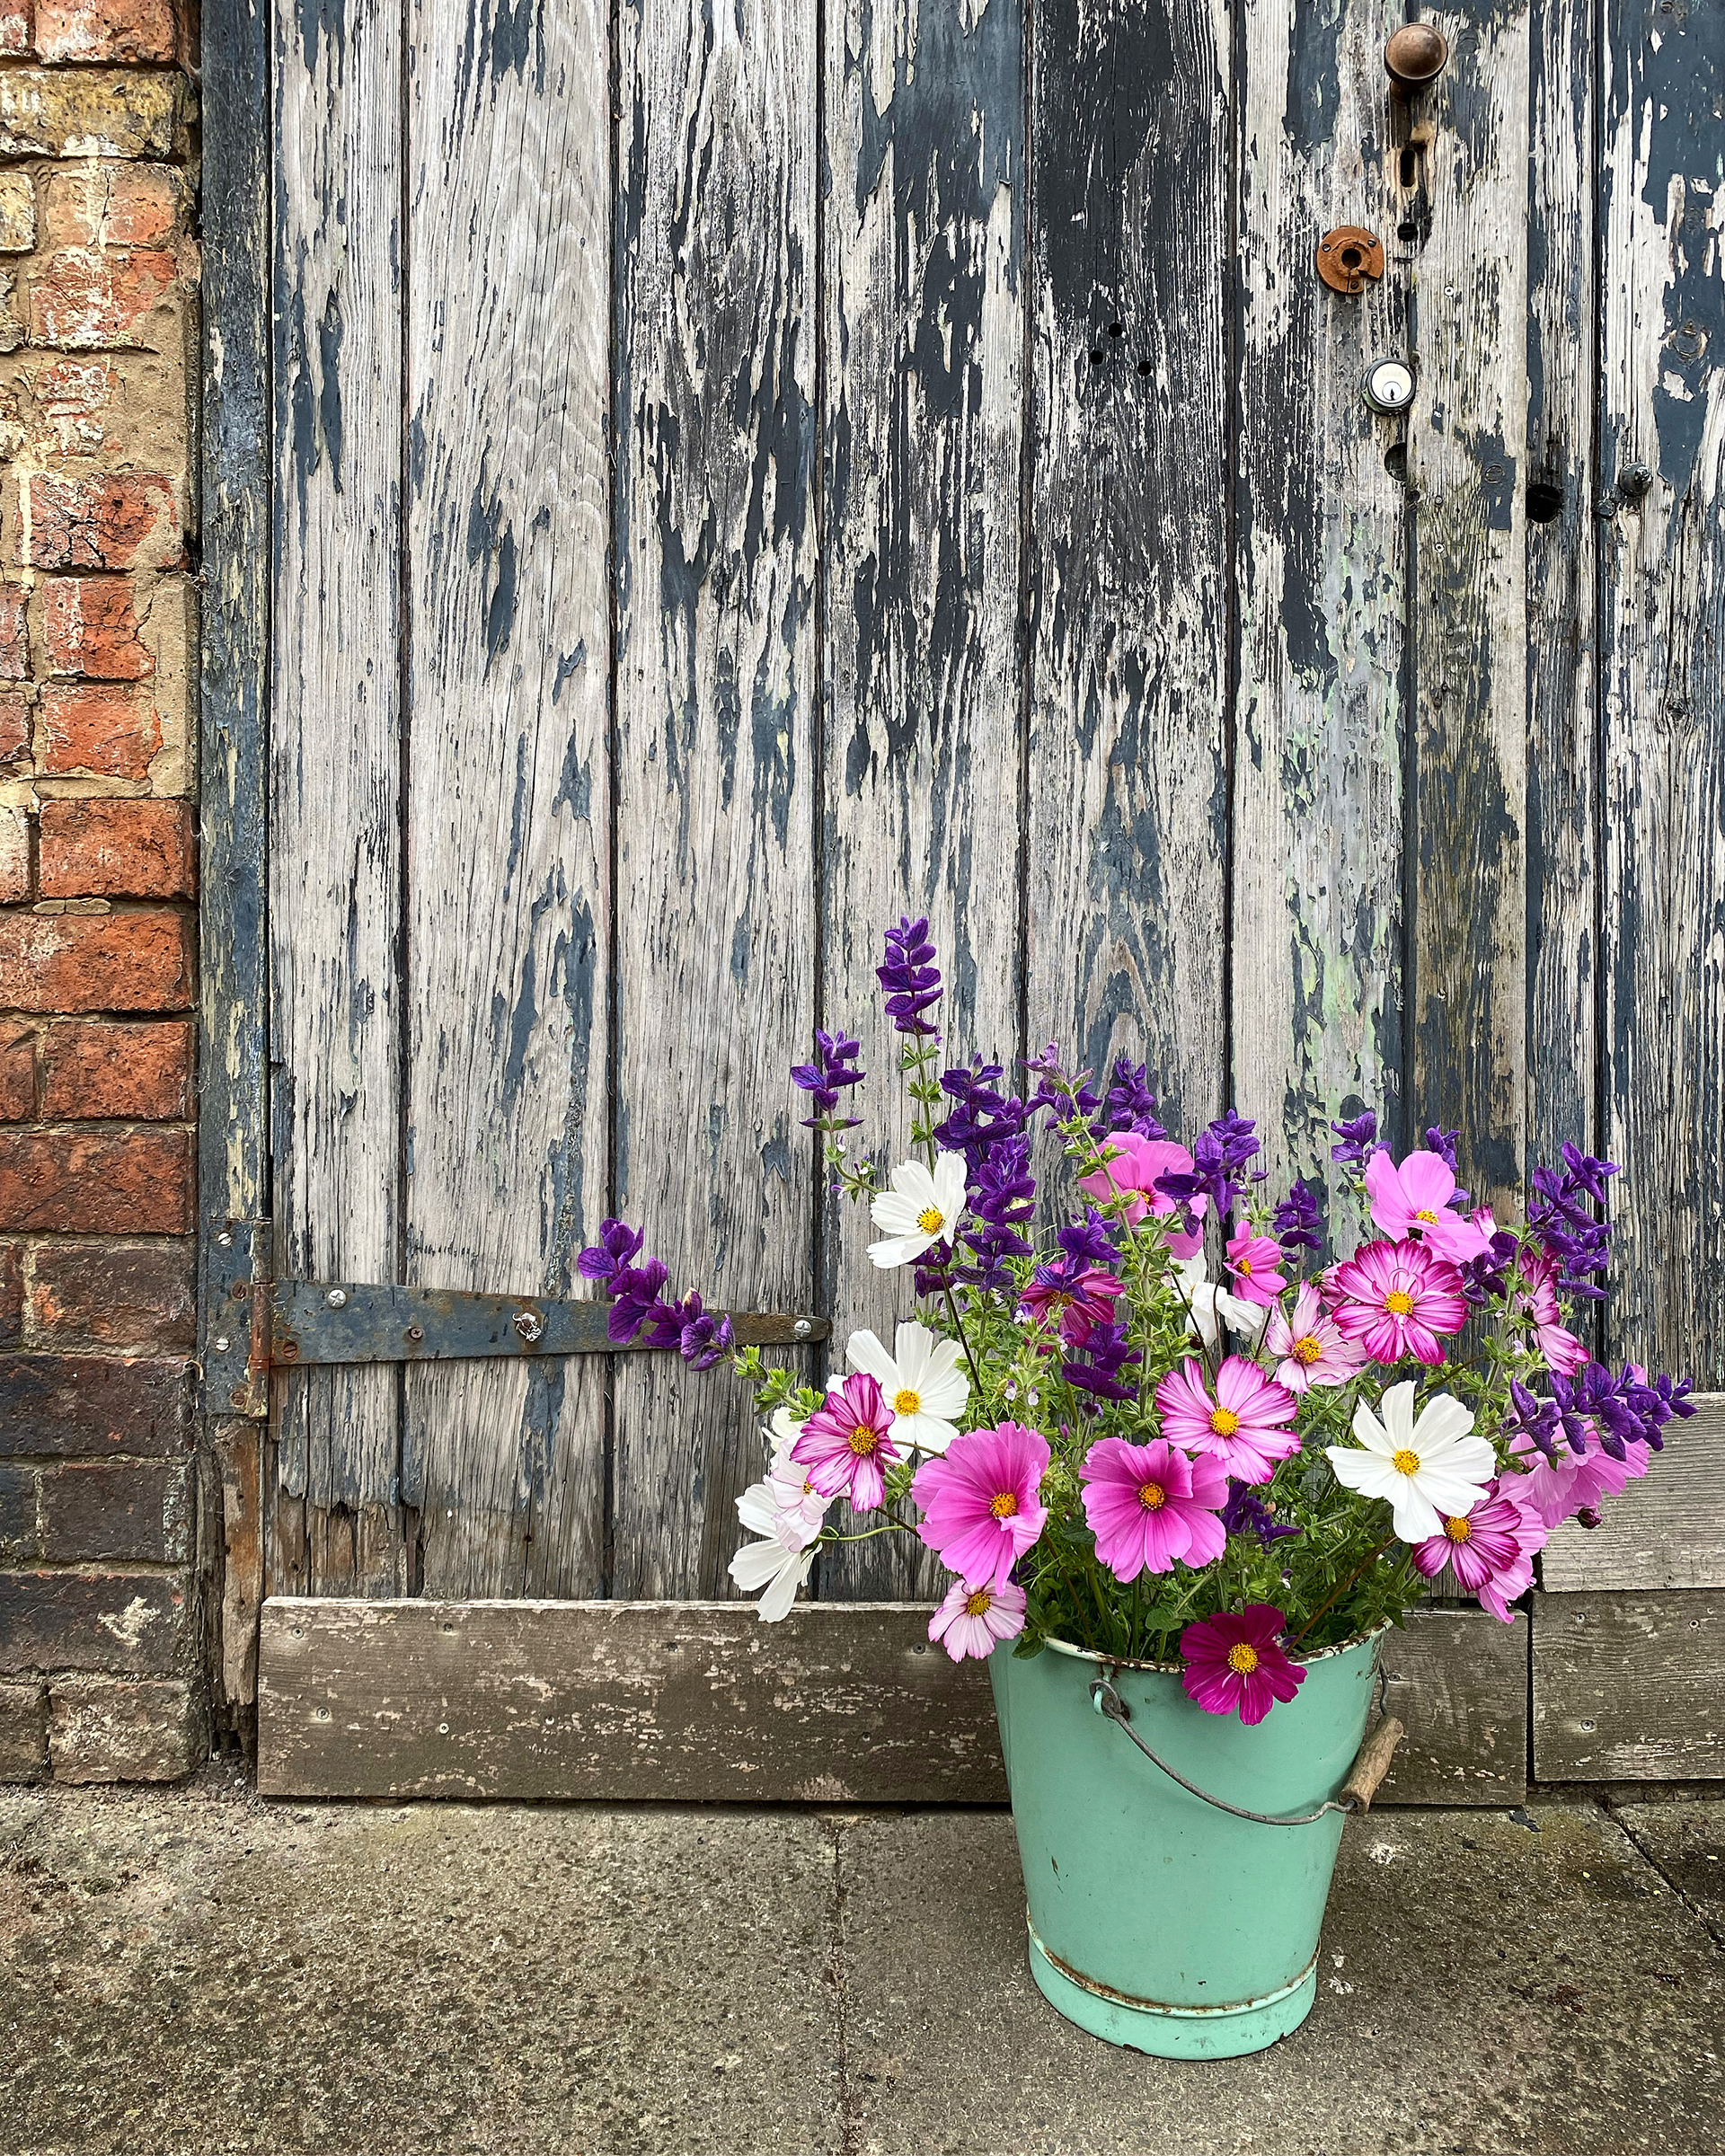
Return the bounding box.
[1088,1674,1406,1829]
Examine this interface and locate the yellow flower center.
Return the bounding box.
[1384,1288,1416,1315]
[963,1588,994,1618]
[989,1490,1020,1519]
[849,1424,880,1457]
[1209,1407,1241,1437]
[1137,1481,1166,1511]
[892,1387,922,1417]
[1392,1447,1421,1476]
[1237,1256,1252,1275]
[1227,1642,1260,1675]
[1293,1334,1323,1365]
[916,1206,945,1234]
[1415,1207,1439,1224]
[1445,1515,1472,1543]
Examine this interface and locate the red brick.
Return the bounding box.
[0,1241,22,1344]
[0,7,31,58]
[29,1240,192,1351]
[0,1569,190,1675]
[42,164,186,250]
[41,680,161,777]
[0,581,27,680]
[0,909,193,1013]
[0,1352,190,1458]
[0,1129,192,1233]
[40,1459,188,1562]
[25,472,181,570]
[43,575,152,680]
[29,246,178,349]
[0,687,30,759]
[40,1017,190,1118]
[34,0,174,63]
[39,798,190,899]
[0,1021,34,1118]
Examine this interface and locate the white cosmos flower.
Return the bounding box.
[842,1320,969,1454]
[867,1155,968,1269]
[1326,1381,1495,1543]
[731,1418,827,1623]
[729,1536,817,1622]
[1172,1254,1269,1350]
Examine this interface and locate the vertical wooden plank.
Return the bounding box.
[1232,0,1409,1215]
[402,0,614,1596]
[1524,0,1597,1180]
[1406,2,1531,1211]
[269,0,405,1595]
[1599,0,1725,1383]
[1024,0,1231,1143]
[612,0,818,1596]
[819,0,1024,1598]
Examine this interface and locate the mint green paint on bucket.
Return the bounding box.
[990,1627,1385,2059]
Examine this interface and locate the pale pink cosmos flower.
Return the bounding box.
[1326,1237,1469,1365]
[1224,1227,1287,1308]
[1154,1355,1301,1484]
[914,1420,1050,1589]
[927,1577,1027,1662]
[1511,1248,1589,1376]
[1079,1436,1229,1582]
[1078,1133,1208,1259]
[1364,1148,1492,1262]
[1263,1282,1365,1393]
[1410,1479,1547,1622]
[1181,1605,1305,1725]
[792,1371,901,1513]
[1508,1427,1650,1529]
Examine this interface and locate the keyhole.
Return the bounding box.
[1399,146,1418,189]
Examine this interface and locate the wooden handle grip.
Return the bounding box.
[1341,1715,1406,1814]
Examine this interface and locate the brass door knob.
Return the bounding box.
[1385,24,1447,93]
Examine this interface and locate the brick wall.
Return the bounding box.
[0,1,204,1784]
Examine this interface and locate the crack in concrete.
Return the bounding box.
[1604,1797,1725,1953]
[824,1815,860,2156]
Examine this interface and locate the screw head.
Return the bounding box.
[214,1334,232,1354]
[229,1386,248,1409]
[793,1318,812,1339]
[1618,460,1654,499]
[513,1308,545,1344]
[325,1287,348,1308]
[406,1324,424,1344]
[216,1230,234,1249]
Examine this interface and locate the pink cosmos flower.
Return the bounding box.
[1410,1480,1548,1621]
[1154,1354,1301,1484]
[927,1577,1027,1662]
[792,1371,901,1513]
[1019,1263,1127,1348]
[1512,1248,1589,1376]
[1364,1148,1493,1262]
[913,1420,1050,1589]
[1326,1237,1468,1365]
[1181,1604,1305,1725]
[1078,1134,1208,1259]
[1079,1437,1229,1582]
[1263,1282,1365,1393]
[1224,1227,1287,1309]
[1508,1427,1650,1529]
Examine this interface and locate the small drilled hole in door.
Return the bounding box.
[1399,146,1418,188]
[1384,443,1409,485]
[1526,481,1564,524]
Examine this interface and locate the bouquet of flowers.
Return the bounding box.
[580,916,1694,1728]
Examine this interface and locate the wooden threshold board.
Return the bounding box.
[256,1599,1526,1806]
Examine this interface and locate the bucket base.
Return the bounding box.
[1025,1922,1317,2060]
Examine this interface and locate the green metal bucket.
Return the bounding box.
[989,1627,1385,2058]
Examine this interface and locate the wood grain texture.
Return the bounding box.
[1599,0,1725,1384]
[1533,1589,1725,1780]
[400,0,613,1598]
[1406,2,1530,1208]
[1523,0,1598,1187]
[255,1596,1522,1802]
[1023,0,1230,1142]
[214,1418,263,1711]
[1377,1607,1527,1805]
[1232,0,1409,1220]
[818,0,1024,1599]
[612,0,819,1598]
[268,0,406,1596]
[1543,1393,1725,1592]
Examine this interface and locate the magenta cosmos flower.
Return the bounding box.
[1079,1437,1229,1582]
[792,1370,901,1513]
[1326,1237,1468,1365]
[1154,1355,1301,1483]
[927,1576,1027,1662]
[913,1420,1049,1589]
[1224,1226,1287,1308]
[1262,1282,1364,1393]
[1364,1147,1492,1262]
[1181,1604,1305,1725]
[1078,1134,1207,1259]
[1409,1480,1547,1622]
[1019,1261,1126,1348]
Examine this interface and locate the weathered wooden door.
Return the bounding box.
[200,0,1723,1789]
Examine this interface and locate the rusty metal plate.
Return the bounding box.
[1316,225,1385,295]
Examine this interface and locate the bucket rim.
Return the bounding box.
[1041,1618,1393,1676]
